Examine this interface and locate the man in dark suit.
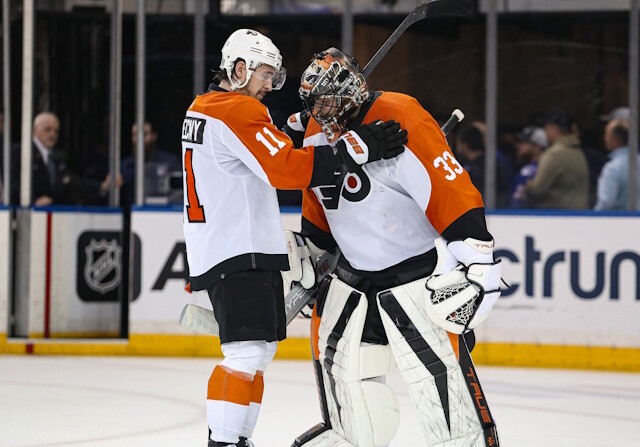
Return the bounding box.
[10,111,102,206]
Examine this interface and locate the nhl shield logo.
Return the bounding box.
[84,239,122,295]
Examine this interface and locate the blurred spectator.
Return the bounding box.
[594,119,640,210]
[14,112,117,206]
[121,121,181,208]
[510,126,547,208]
[455,125,485,194]
[10,112,103,206]
[455,122,515,207]
[600,107,631,123]
[525,108,589,209]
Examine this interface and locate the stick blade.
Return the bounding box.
[179,304,219,336]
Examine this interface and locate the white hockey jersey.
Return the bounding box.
[302,92,485,272]
[182,86,339,291]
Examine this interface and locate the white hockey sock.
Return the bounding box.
[240,371,264,439]
[207,365,254,443]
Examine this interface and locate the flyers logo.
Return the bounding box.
[318,167,370,210]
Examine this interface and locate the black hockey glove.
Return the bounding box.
[336,120,408,171]
[281,111,311,148]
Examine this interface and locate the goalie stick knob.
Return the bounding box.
[452,108,465,122]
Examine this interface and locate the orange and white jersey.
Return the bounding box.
[182,86,339,291]
[302,91,485,272]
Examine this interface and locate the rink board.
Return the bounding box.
[2,208,640,371]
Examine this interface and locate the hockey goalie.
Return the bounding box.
[282,48,503,447]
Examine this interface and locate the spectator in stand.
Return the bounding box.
[510,126,547,208]
[454,122,515,207]
[525,108,589,209]
[600,106,630,123]
[455,125,485,195]
[594,119,640,210]
[121,121,180,209]
[10,111,107,206]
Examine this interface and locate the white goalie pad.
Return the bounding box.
[315,277,400,447]
[377,278,498,447]
[295,425,357,447]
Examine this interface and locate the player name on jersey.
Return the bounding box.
[182,117,206,144]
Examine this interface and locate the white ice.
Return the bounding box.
[1,356,639,446]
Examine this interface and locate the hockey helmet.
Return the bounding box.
[299,47,368,141]
[220,29,286,91]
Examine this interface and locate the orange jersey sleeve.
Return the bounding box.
[191,92,335,190]
[363,92,484,234]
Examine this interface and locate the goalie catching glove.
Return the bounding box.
[282,230,325,295]
[424,238,503,334]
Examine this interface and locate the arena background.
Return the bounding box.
[0,0,639,373]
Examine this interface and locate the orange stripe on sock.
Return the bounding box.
[251,371,264,404]
[448,332,460,361]
[207,365,253,405]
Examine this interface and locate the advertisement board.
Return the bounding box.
[479,213,640,348]
[128,208,305,335]
[129,209,640,349]
[26,208,123,337]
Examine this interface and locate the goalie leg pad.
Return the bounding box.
[377,278,499,447]
[292,423,357,447]
[310,276,400,447]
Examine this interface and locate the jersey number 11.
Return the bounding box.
[184,148,205,222]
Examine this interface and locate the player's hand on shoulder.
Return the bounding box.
[337,119,408,171]
[281,111,311,149]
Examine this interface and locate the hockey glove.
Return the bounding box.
[424,238,503,334]
[281,111,311,149]
[336,120,408,171]
[282,230,316,296]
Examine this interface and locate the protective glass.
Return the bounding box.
[252,66,287,90]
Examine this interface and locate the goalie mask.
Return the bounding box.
[220,29,287,91]
[299,47,369,141]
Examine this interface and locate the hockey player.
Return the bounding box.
[182,32,407,447]
[285,48,503,446]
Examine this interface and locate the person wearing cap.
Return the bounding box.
[510,126,547,208]
[525,107,589,209]
[600,106,631,123]
[594,119,640,210]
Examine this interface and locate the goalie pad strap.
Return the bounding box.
[293,423,357,447]
[377,278,499,447]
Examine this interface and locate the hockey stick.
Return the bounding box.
[362,0,472,79]
[179,250,340,336]
[179,110,464,336]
